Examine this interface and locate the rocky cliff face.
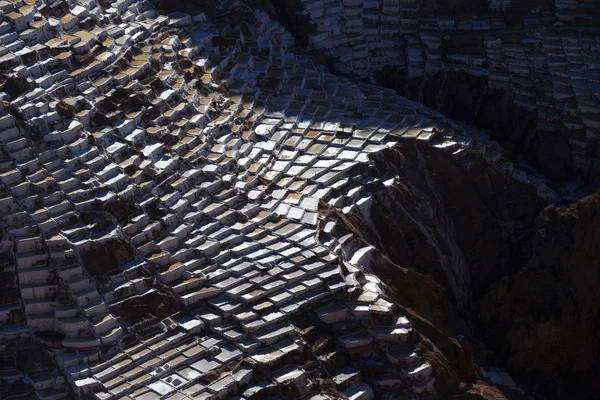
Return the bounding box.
[478,191,600,399]
[319,202,475,396]
[318,134,562,397]
[81,239,135,276]
[326,58,600,400]
[313,129,600,398]
[339,140,548,306]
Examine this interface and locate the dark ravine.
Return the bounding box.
[319,137,600,398]
[320,203,475,397]
[478,191,600,399]
[346,141,548,304]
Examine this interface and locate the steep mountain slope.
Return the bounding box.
[0,0,597,399]
[479,191,600,399]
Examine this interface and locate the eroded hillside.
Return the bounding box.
[0,0,597,399]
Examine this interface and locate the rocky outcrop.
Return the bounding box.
[111,280,183,327]
[478,191,600,398]
[319,205,475,396]
[319,135,560,396]
[320,202,457,328]
[0,75,30,99]
[338,140,548,306]
[81,239,135,276]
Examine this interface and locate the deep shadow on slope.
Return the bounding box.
[320,202,474,396]
[376,69,580,184]
[81,239,135,276]
[342,140,547,304]
[319,139,554,397]
[273,0,599,188]
[478,191,600,399]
